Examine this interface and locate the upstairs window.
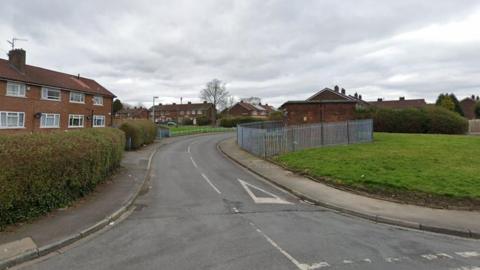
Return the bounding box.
[68,114,84,128]
[41,87,61,101]
[40,113,60,128]
[0,111,25,128]
[6,82,26,97]
[69,92,85,103]
[93,115,105,127]
[93,96,103,106]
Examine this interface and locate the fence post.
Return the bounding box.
[346,120,350,144]
[320,122,324,146]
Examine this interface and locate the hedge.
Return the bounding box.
[119,119,157,150]
[220,116,266,128]
[196,116,211,126]
[0,128,125,228]
[356,106,468,134]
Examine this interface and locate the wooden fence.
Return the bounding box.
[237,119,373,158]
[469,120,480,134]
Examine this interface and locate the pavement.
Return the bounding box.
[219,136,480,239]
[10,133,480,270]
[0,141,161,269]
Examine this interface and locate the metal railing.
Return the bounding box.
[469,120,480,134]
[237,119,373,158]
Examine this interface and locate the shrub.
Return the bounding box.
[0,128,125,228]
[357,107,468,134]
[220,116,266,128]
[119,119,157,150]
[182,118,194,125]
[196,116,211,126]
[268,111,284,121]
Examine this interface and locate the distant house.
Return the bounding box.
[0,49,115,134]
[115,107,150,120]
[368,97,427,110]
[150,101,215,123]
[279,86,359,125]
[225,101,275,118]
[460,95,479,120]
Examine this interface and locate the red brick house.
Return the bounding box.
[460,95,479,120]
[150,101,215,123]
[0,49,115,134]
[307,86,369,108]
[115,107,150,120]
[225,101,275,118]
[368,97,427,110]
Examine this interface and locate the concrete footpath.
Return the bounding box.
[219,137,480,239]
[0,141,161,269]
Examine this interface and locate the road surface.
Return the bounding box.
[17,133,480,270]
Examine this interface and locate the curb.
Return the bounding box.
[217,139,480,240]
[0,143,160,270]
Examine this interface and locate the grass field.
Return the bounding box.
[168,125,234,136]
[274,133,480,205]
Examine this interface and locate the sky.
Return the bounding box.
[1,0,480,108]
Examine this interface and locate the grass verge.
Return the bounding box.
[169,125,234,136]
[274,133,480,209]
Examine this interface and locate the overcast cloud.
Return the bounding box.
[1,0,480,107]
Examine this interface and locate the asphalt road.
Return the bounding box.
[17,133,480,270]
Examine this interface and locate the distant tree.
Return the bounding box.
[241,97,262,105]
[475,102,480,118]
[436,93,464,115]
[448,93,464,116]
[200,79,230,124]
[113,99,123,115]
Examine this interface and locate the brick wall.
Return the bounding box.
[283,102,356,125]
[0,80,113,134]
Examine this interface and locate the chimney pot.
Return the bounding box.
[334,85,339,92]
[472,95,475,100]
[341,88,346,94]
[399,96,405,101]
[377,98,383,102]
[359,94,362,100]
[8,49,26,73]
[188,101,191,104]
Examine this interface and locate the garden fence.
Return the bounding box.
[469,120,480,134]
[237,119,373,158]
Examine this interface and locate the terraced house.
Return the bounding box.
[0,49,115,134]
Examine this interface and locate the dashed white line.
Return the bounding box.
[249,222,328,270]
[451,267,480,270]
[232,207,239,213]
[201,173,221,194]
[422,254,438,260]
[190,157,198,168]
[456,251,480,258]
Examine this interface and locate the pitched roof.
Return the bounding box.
[279,99,356,109]
[368,99,427,109]
[151,102,214,111]
[231,102,275,113]
[0,58,115,97]
[307,87,370,106]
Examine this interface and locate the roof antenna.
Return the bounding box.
[7,37,28,50]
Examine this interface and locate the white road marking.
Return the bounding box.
[249,222,329,270]
[187,145,191,153]
[422,254,438,260]
[451,267,480,270]
[201,173,221,194]
[362,258,372,263]
[343,260,353,264]
[190,157,198,168]
[456,252,480,258]
[437,253,453,259]
[232,207,239,213]
[385,257,401,263]
[238,179,292,204]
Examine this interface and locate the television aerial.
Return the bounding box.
[7,37,28,50]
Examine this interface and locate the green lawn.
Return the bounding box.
[168,125,234,136]
[274,133,480,202]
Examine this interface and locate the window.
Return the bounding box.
[197,110,203,115]
[6,82,26,97]
[68,114,84,128]
[41,113,60,128]
[93,96,103,106]
[0,111,25,128]
[192,110,196,115]
[41,87,61,101]
[93,115,105,127]
[69,92,85,103]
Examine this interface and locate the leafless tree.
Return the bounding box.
[241,97,261,105]
[200,79,230,124]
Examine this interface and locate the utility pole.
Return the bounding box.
[152,96,159,123]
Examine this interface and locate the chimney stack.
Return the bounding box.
[354,92,358,99]
[334,85,339,92]
[359,94,362,100]
[8,49,26,73]
[399,96,405,101]
[377,98,383,102]
[472,95,475,100]
[188,101,192,104]
[341,88,346,95]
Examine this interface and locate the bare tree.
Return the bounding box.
[200,79,230,124]
[241,97,261,105]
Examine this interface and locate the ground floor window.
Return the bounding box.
[68,114,84,128]
[0,111,25,128]
[93,115,105,127]
[41,113,60,128]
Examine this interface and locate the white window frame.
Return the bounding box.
[69,92,85,103]
[41,87,61,101]
[0,111,25,129]
[40,113,60,128]
[6,82,26,97]
[68,114,84,128]
[197,110,202,115]
[93,95,103,106]
[93,115,105,127]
